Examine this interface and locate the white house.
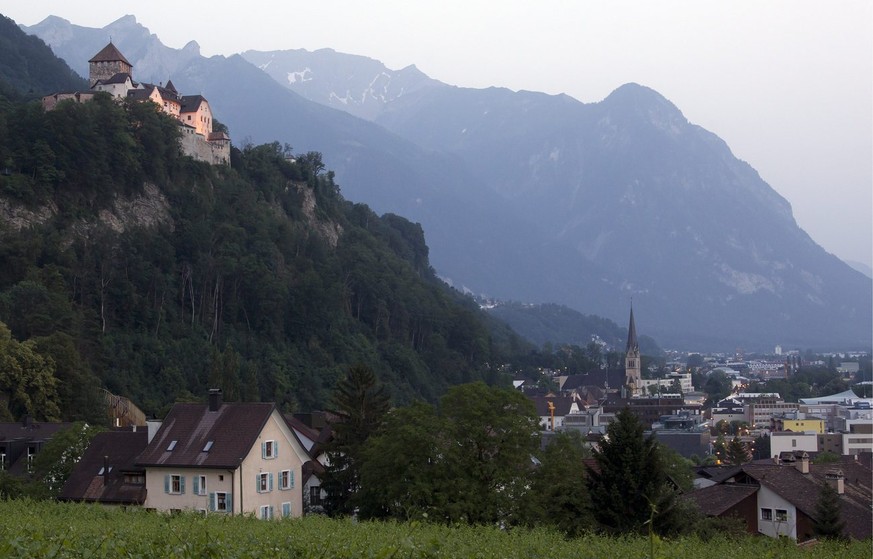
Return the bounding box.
[137,390,309,519]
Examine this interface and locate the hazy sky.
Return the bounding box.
[5,1,872,267]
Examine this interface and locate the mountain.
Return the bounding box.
[23,16,872,351]
[484,301,661,356]
[0,78,529,419]
[0,14,86,99]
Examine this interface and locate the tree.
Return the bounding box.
[703,370,732,404]
[438,382,539,525]
[725,436,750,466]
[28,421,103,498]
[322,364,390,516]
[0,322,61,421]
[356,402,445,520]
[586,408,682,535]
[813,481,847,540]
[520,431,593,536]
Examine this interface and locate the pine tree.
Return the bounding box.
[725,436,750,465]
[813,480,847,540]
[586,407,682,535]
[322,364,390,516]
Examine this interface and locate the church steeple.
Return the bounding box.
[624,304,641,396]
[626,305,639,353]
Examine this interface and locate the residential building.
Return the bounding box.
[529,396,582,431]
[0,418,72,475]
[688,455,872,541]
[769,431,818,458]
[137,390,309,518]
[59,428,149,506]
[770,412,825,434]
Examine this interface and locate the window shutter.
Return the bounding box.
[290,470,295,489]
[256,474,261,493]
[226,493,233,512]
[275,441,279,458]
[209,492,215,512]
[261,441,266,459]
[180,476,186,494]
[282,502,290,517]
[164,475,170,494]
[193,476,200,495]
[269,472,274,491]
[269,505,274,519]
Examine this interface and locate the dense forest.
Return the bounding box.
[0,82,533,420]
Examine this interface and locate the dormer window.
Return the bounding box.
[167,440,177,451]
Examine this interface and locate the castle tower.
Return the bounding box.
[88,42,133,87]
[624,305,641,396]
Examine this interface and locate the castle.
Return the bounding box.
[42,43,230,166]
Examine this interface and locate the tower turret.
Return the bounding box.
[88,42,133,87]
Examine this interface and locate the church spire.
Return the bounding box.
[624,303,641,396]
[626,305,639,353]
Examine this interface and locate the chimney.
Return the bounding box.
[208,388,223,412]
[825,469,845,495]
[795,451,810,474]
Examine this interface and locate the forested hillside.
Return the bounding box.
[0,87,525,420]
[0,15,86,101]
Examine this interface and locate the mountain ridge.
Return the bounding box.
[20,15,872,351]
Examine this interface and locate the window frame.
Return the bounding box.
[195,474,207,495]
[761,508,773,521]
[259,504,273,520]
[263,440,277,459]
[279,469,293,490]
[775,509,788,522]
[257,472,273,493]
[167,474,184,495]
[215,491,229,512]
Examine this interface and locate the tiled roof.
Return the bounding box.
[88,43,132,66]
[59,430,148,504]
[180,95,206,113]
[561,369,626,392]
[687,483,757,516]
[694,465,742,483]
[0,420,71,441]
[741,462,871,540]
[137,402,275,469]
[95,73,134,86]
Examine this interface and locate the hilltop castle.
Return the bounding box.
[42,43,230,166]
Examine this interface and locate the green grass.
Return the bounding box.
[0,499,867,558]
